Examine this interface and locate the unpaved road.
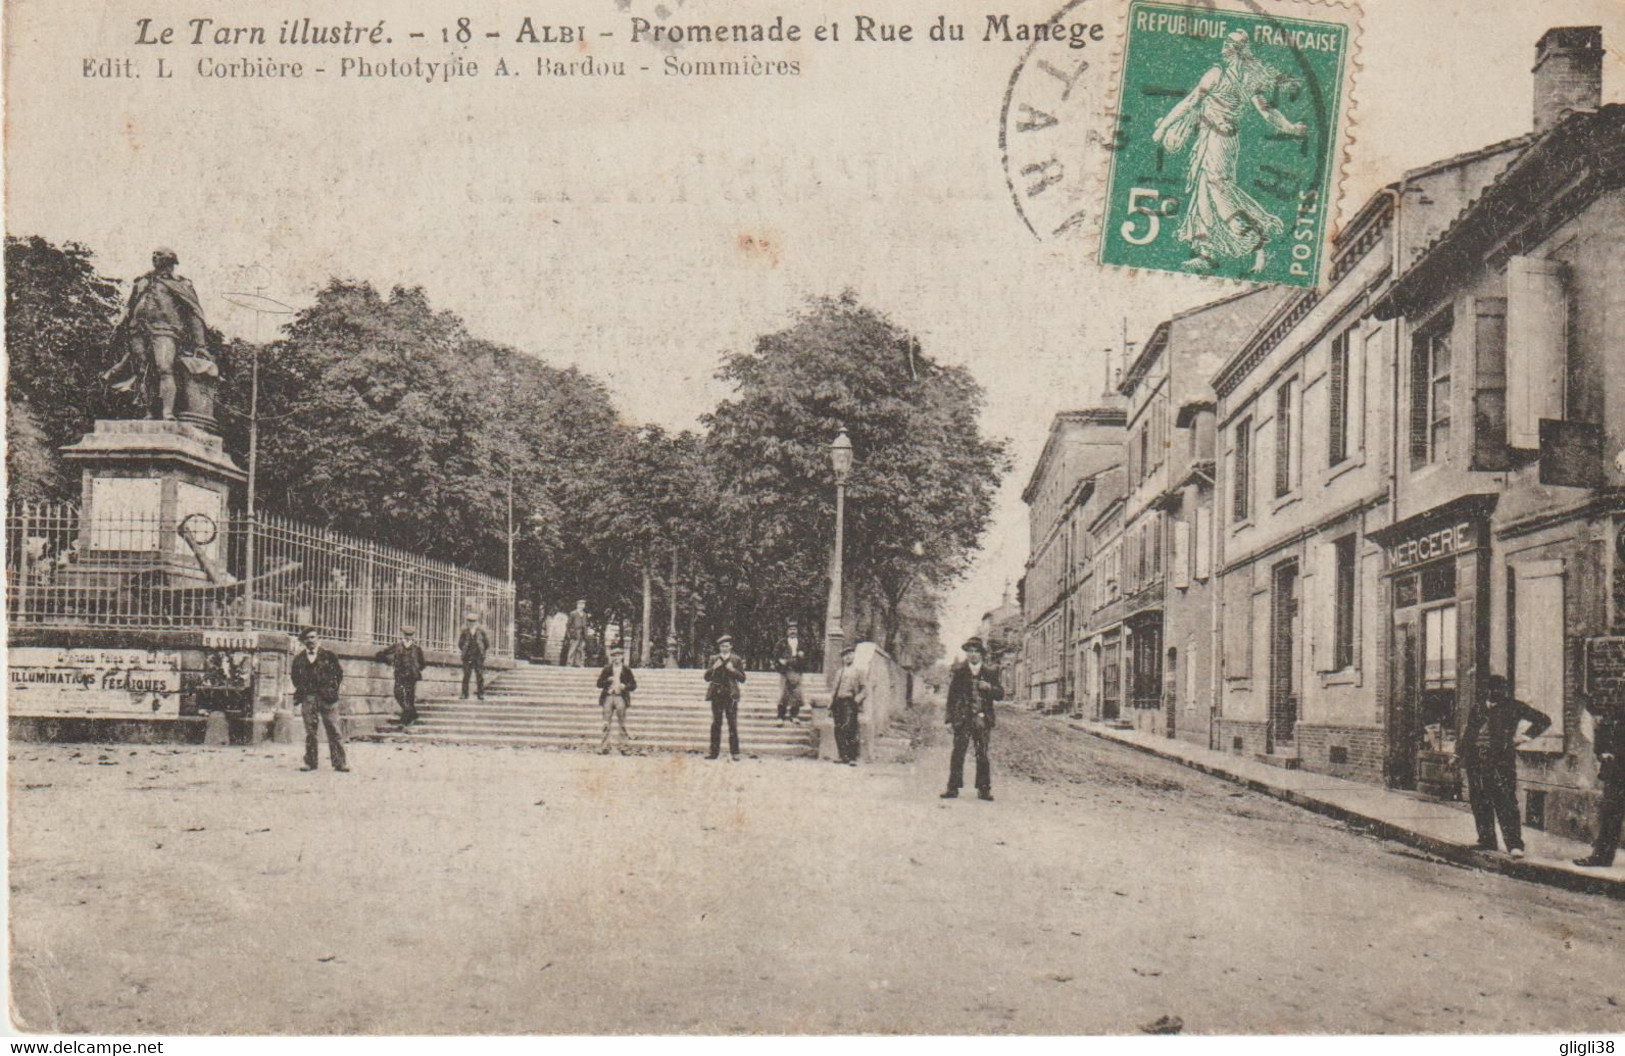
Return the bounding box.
[9,708,1624,1034]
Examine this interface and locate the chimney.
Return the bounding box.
[1532,26,1602,134]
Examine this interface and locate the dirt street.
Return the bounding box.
[8,708,1625,1035]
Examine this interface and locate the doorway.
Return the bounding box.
[1269,560,1300,750]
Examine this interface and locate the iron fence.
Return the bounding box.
[6,502,513,657]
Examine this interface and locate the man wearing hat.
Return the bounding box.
[597,643,638,753]
[564,599,590,668]
[1459,673,1550,858]
[829,644,868,765]
[1574,697,1623,868]
[942,636,1002,801]
[703,635,747,760]
[774,620,809,726]
[375,625,426,726]
[291,628,347,772]
[458,613,491,700]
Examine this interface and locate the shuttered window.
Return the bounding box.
[1410,316,1452,468]
[1275,382,1294,497]
[1194,505,1212,581]
[1172,518,1190,589]
[1329,331,1351,467]
[1233,417,1253,522]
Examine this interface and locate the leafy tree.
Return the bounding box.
[704,292,1009,662]
[4,236,125,497]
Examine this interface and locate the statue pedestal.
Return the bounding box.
[59,420,246,585]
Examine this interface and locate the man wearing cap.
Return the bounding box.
[1573,698,1622,868]
[774,621,809,726]
[942,637,1002,801]
[291,628,347,772]
[459,614,491,700]
[704,635,747,760]
[565,599,590,668]
[829,644,868,765]
[375,625,426,726]
[597,643,638,754]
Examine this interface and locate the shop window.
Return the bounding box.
[1394,574,1420,609]
[1420,603,1458,747]
[1420,561,1456,603]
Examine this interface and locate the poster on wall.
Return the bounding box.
[7,646,183,718]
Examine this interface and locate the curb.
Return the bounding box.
[1070,722,1625,901]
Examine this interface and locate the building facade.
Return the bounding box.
[1119,290,1284,744]
[1370,37,1621,841]
[1021,408,1127,709]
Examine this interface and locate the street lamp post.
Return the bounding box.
[824,428,854,683]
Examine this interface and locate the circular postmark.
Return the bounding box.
[999,0,1118,242]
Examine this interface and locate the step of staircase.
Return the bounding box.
[362,666,818,757]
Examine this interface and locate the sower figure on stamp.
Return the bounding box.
[375,624,425,726]
[102,247,216,421]
[830,645,867,766]
[1574,698,1623,868]
[704,634,747,761]
[1460,674,1550,858]
[292,628,347,773]
[564,599,590,668]
[942,636,1002,802]
[597,643,638,754]
[1153,30,1307,276]
[774,620,808,726]
[459,613,490,700]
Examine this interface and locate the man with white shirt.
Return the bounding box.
[596,643,638,754]
[774,620,809,726]
[942,636,1002,801]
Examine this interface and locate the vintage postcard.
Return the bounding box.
[4,0,1625,1045]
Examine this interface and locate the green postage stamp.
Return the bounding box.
[1100,0,1361,287]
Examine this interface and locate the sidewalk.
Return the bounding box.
[1069,719,1625,900]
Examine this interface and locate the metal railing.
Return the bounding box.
[6,502,513,657]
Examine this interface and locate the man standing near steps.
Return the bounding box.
[597,643,638,754]
[942,637,1001,802]
[774,620,809,726]
[829,645,867,766]
[374,624,425,726]
[459,613,490,700]
[704,634,747,761]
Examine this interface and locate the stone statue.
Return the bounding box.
[101,248,220,427]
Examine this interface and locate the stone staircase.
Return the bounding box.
[365,663,819,757]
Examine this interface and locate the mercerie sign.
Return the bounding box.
[1388,521,1477,571]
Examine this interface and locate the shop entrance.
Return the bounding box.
[1388,561,1460,794]
[1101,639,1121,721]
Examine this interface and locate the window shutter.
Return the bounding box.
[1194,505,1212,581]
[1512,560,1566,748]
[1315,540,1338,671]
[1506,256,1568,449]
[1471,296,1510,470]
[1409,340,1431,469]
[1172,518,1190,589]
[1328,333,1348,466]
[1223,574,1252,678]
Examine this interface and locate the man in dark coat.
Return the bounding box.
[597,643,638,754]
[704,634,747,761]
[291,627,347,772]
[1460,674,1551,858]
[459,613,490,700]
[101,247,215,421]
[564,600,590,667]
[942,636,1002,801]
[774,620,809,726]
[375,624,426,726]
[1574,700,1623,868]
[829,645,868,765]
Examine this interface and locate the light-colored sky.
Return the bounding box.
[8,0,1625,645]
